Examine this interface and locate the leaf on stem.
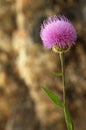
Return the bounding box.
[53,72,62,77]
[42,86,63,109]
[64,106,74,130]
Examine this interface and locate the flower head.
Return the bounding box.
[40,15,77,52]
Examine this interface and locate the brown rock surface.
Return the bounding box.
[0,32,39,130]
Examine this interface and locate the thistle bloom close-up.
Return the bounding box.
[40,15,78,130]
[40,15,77,52]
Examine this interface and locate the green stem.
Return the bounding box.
[60,52,66,106]
[60,52,74,130]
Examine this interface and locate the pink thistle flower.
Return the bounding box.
[40,15,77,51]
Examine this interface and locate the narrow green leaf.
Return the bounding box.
[53,72,62,77]
[42,86,63,108]
[64,106,74,130]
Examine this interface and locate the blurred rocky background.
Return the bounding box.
[0,0,86,130]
